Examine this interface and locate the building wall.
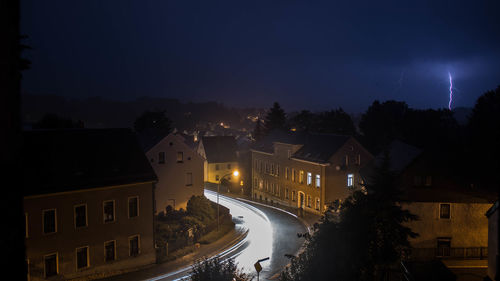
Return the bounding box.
[147,134,204,212]
[401,202,491,249]
[487,204,498,280]
[206,161,239,185]
[24,182,156,281]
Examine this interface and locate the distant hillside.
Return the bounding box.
[22,94,262,130]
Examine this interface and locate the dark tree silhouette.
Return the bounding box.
[134,110,172,134]
[289,110,315,132]
[264,102,287,134]
[280,157,417,281]
[253,117,265,141]
[316,108,356,135]
[467,85,500,190]
[33,113,84,129]
[189,257,250,281]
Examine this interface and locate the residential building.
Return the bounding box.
[145,133,205,212]
[251,132,373,215]
[362,141,496,263]
[486,200,499,281]
[23,129,157,280]
[197,136,239,184]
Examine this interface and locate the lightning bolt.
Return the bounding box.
[448,72,453,110]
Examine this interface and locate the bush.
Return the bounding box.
[187,195,216,223]
[189,257,250,281]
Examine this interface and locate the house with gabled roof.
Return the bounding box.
[197,136,239,185]
[144,133,205,212]
[251,131,373,214]
[361,140,496,267]
[23,128,157,281]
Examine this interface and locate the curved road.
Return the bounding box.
[102,190,307,281]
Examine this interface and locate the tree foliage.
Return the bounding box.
[33,113,84,129]
[280,157,417,281]
[264,102,287,133]
[186,195,216,223]
[134,110,172,134]
[288,108,356,135]
[188,257,250,281]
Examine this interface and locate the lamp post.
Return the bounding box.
[217,170,239,231]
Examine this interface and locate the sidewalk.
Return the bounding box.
[97,223,248,281]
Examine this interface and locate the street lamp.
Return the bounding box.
[217,170,240,231]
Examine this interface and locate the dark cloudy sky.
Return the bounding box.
[21,0,500,112]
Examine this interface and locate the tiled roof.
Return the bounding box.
[22,128,157,196]
[201,136,237,163]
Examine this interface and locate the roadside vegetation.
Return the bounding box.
[155,195,234,263]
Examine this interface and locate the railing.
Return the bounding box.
[407,247,488,261]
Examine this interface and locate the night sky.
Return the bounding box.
[21,0,500,112]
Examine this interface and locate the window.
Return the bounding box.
[215,164,219,171]
[227,163,231,170]
[177,152,183,163]
[43,209,56,234]
[44,253,58,277]
[259,179,263,189]
[285,167,289,180]
[414,176,422,186]
[76,246,89,269]
[439,203,451,219]
[357,154,361,165]
[291,169,296,182]
[128,197,139,218]
[347,174,354,187]
[25,213,28,238]
[158,152,165,164]
[276,164,280,176]
[74,204,87,228]
[103,200,115,223]
[285,188,289,199]
[104,241,116,262]
[307,172,312,185]
[345,155,349,166]
[315,175,321,188]
[215,175,220,181]
[292,191,296,201]
[271,164,275,175]
[437,238,451,257]
[425,176,432,186]
[307,195,311,208]
[186,173,193,186]
[315,198,320,210]
[129,235,140,257]
[299,170,304,184]
[254,178,258,188]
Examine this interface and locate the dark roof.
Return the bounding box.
[22,129,157,197]
[201,136,237,163]
[137,128,169,152]
[293,134,350,163]
[252,131,351,164]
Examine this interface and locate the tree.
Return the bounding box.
[289,110,315,132]
[467,85,500,190]
[264,102,287,134]
[33,113,84,129]
[134,110,172,134]
[280,156,417,281]
[189,257,250,281]
[186,195,216,223]
[316,108,356,135]
[359,100,409,153]
[253,117,265,141]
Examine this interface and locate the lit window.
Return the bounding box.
[307,195,311,207]
[43,209,56,234]
[285,167,289,180]
[315,198,320,210]
[299,170,304,184]
[307,172,312,185]
[177,152,183,163]
[291,169,295,182]
[439,203,451,219]
[315,175,321,188]
[103,200,115,223]
[76,246,89,269]
[128,197,139,218]
[347,174,354,187]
